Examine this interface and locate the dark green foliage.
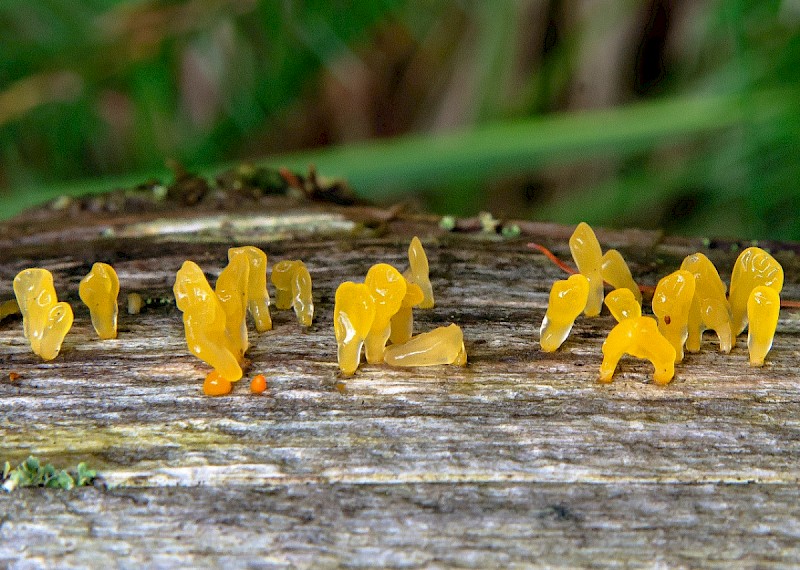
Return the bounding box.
[1,0,799,239]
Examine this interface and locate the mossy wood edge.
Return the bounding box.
[1,196,800,567]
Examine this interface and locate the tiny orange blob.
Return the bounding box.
[203,370,233,396]
[8,372,20,382]
[250,374,268,394]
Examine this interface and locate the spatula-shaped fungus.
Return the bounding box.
[174,261,242,382]
[364,263,406,363]
[747,285,780,367]
[405,237,434,309]
[228,246,272,332]
[680,253,732,353]
[271,260,314,326]
[539,273,589,352]
[384,323,465,367]
[334,282,376,375]
[729,247,783,336]
[651,270,696,363]
[569,222,604,317]
[388,280,424,345]
[601,249,642,304]
[79,262,120,340]
[604,288,642,323]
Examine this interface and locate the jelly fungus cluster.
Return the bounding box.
[10,263,123,360]
[4,227,784,395]
[174,246,312,395]
[333,237,465,376]
[539,223,784,384]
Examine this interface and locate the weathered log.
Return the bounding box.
[1,190,800,568]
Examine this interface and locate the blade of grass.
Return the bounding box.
[0,87,792,220]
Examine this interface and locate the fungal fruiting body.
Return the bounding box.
[78,262,120,340]
[651,270,696,363]
[364,263,407,363]
[680,253,732,353]
[384,323,466,367]
[539,274,590,352]
[13,269,74,360]
[604,288,642,323]
[747,286,780,366]
[334,282,376,375]
[174,261,243,382]
[569,222,604,316]
[215,253,250,360]
[250,374,268,394]
[601,249,642,304]
[203,370,233,396]
[228,246,272,332]
[127,293,144,315]
[0,299,20,321]
[729,247,783,335]
[600,316,676,385]
[388,280,424,345]
[405,236,434,309]
[271,260,314,326]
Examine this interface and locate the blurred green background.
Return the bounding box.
[1,0,799,239]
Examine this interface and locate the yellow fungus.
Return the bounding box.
[174,261,242,382]
[729,247,783,336]
[271,261,294,310]
[539,274,589,352]
[388,281,424,345]
[452,342,468,366]
[600,316,676,385]
[601,249,642,304]
[78,262,120,340]
[651,269,696,363]
[228,246,272,332]
[291,263,313,327]
[37,302,74,361]
[405,236,434,309]
[364,263,407,364]
[604,288,641,323]
[215,254,250,360]
[127,292,144,315]
[569,222,603,317]
[14,268,55,350]
[13,268,73,360]
[271,260,314,326]
[0,299,20,321]
[203,370,233,396]
[680,253,732,353]
[334,281,376,375]
[384,323,465,367]
[747,285,780,367]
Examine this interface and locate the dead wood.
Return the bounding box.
[1,190,800,568]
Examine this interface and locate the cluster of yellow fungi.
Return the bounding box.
[4,227,785,393]
[12,263,120,361]
[540,222,784,384]
[333,236,465,376]
[173,246,313,395]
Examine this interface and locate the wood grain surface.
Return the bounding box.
[1,195,799,568]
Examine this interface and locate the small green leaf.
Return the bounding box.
[46,471,75,490]
[75,463,96,486]
[24,456,40,473]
